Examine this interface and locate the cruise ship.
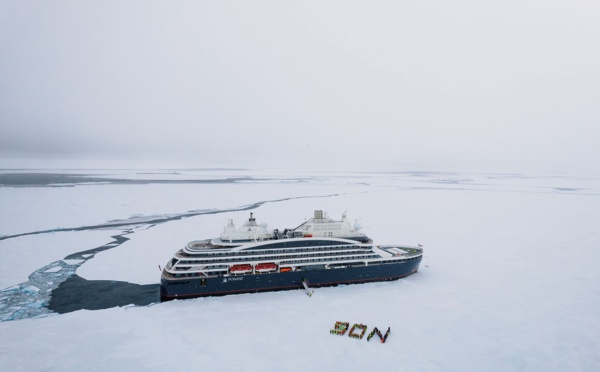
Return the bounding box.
[160,210,423,300]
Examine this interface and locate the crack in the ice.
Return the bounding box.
[0,193,341,242]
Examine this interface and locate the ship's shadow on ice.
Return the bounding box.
[48,275,159,314]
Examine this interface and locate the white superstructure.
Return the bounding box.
[164,210,422,280]
[294,210,366,240]
[220,212,272,243]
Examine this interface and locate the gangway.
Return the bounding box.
[301,279,314,297]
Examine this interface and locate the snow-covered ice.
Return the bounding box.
[1,169,599,370]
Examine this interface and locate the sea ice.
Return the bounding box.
[0,169,599,370]
[22,286,39,293]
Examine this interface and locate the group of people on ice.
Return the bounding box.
[330,321,391,343]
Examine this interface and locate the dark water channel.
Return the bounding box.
[48,275,159,313]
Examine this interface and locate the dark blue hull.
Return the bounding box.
[160,256,422,300]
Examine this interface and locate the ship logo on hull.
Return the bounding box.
[223,277,244,283]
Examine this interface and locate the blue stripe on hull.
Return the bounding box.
[160,257,422,300]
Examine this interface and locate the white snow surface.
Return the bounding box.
[1,169,600,370]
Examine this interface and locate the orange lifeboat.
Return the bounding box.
[280,267,292,273]
[255,262,278,273]
[230,264,253,274]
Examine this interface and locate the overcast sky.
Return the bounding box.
[1,1,599,172]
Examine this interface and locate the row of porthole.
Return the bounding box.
[173,254,418,273]
[280,254,375,265]
[178,252,379,265]
[200,245,361,257]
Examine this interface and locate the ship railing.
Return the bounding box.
[376,245,423,259]
[162,270,208,279]
[379,245,423,252]
[379,244,423,250]
[186,240,214,250]
[174,249,381,265]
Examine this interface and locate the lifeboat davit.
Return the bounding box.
[255,262,278,273]
[230,264,253,274]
